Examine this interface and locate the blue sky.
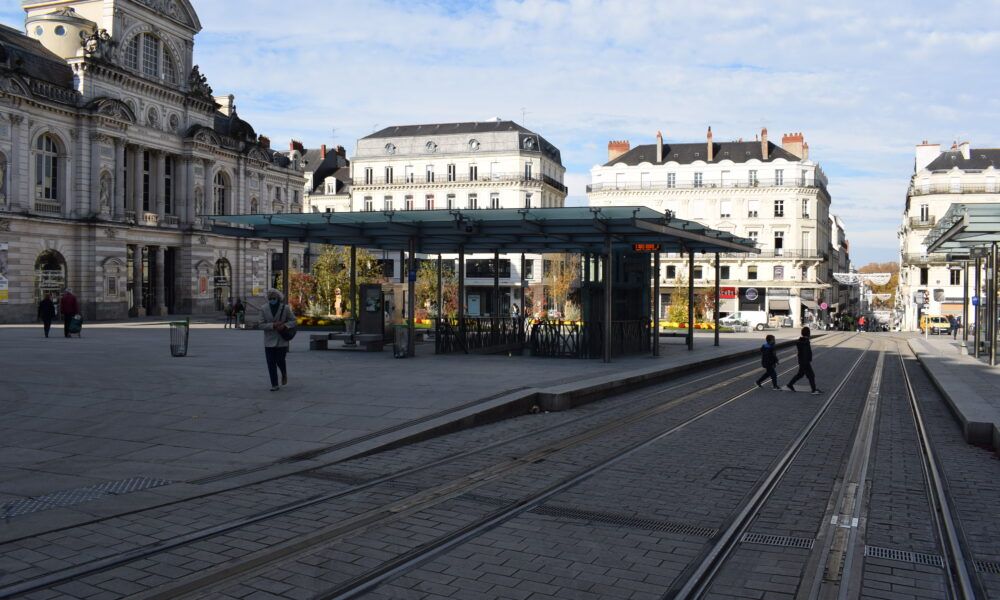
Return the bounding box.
[6,0,1000,265]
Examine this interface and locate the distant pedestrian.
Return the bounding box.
[234,298,245,329]
[511,303,520,319]
[755,334,782,390]
[37,292,55,338]
[59,288,79,338]
[949,315,960,339]
[261,289,296,391]
[224,297,235,328]
[786,327,823,395]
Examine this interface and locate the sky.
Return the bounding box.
[5,0,1000,265]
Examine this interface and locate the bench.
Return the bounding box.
[310,332,385,352]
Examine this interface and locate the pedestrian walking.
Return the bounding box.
[224,297,235,329]
[38,292,55,337]
[234,298,245,329]
[59,288,79,338]
[786,327,823,395]
[755,334,782,390]
[260,289,296,391]
[949,315,960,340]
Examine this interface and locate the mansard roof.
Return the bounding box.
[924,149,1000,172]
[213,110,257,144]
[362,120,533,139]
[604,141,800,167]
[0,23,74,91]
[301,148,348,193]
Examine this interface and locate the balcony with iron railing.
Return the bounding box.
[909,182,1000,196]
[907,216,936,229]
[586,177,826,194]
[901,253,950,264]
[354,172,567,193]
[718,249,828,260]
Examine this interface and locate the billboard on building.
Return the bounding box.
[0,242,8,303]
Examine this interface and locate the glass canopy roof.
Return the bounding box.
[925,203,1000,253]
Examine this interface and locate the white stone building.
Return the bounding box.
[0,0,305,323]
[588,128,838,326]
[349,120,567,316]
[292,142,350,215]
[897,141,1000,330]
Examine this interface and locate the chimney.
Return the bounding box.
[214,94,235,117]
[802,141,809,160]
[706,126,714,162]
[320,144,327,159]
[781,132,805,159]
[656,130,664,163]
[335,145,346,157]
[289,139,304,152]
[761,128,769,160]
[915,141,941,172]
[258,135,270,149]
[958,141,971,159]
[607,140,630,162]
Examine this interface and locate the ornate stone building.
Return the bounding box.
[0,0,305,322]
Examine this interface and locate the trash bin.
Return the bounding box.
[169,319,190,357]
[393,324,408,358]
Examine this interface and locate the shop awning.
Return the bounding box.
[801,299,819,309]
[770,299,791,311]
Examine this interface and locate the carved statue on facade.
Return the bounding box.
[194,187,204,216]
[80,29,116,63]
[187,65,213,101]
[99,172,111,213]
[0,161,6,204]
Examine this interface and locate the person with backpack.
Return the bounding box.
[786,326,823,395]
[755,334,782,390]
[260,289,297,391]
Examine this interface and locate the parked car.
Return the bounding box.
[720,310,768,331]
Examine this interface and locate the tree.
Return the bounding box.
[311,245,385,315]
[288,271,316,315]
[667,274,690,323]
[543,253,581,317]
[858,262,899,309]
[415,259,458,318]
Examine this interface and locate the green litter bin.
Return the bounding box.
[169,319,190,357]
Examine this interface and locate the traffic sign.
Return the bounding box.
[820,302,829,310]
[972,296,980,306]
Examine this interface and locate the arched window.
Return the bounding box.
[213,172,228,215]
[123,33,178,84]
[124,37,139,70]
[35,134,60,207]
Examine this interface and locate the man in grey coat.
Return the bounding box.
[261,289,297,391]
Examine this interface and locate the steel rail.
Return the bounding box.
[897,346,982,599]
[668,339,875,600]
[0,334,856,599]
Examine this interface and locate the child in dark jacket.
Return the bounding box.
[755,334,782,390]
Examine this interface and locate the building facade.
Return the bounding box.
[588,128,839,326]
[0,0,305,323]
[294,142,350,215]
[349,120,567,316]
[897,141,999,330]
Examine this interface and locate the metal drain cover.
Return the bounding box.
[864,545,944,568]
[741,532,815,549]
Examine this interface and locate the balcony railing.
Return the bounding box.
[719,249,827,260]
[908,216,936,228]
[162,215,180,227]
[33,200,61,215]
[909,183,1000,196]
[586,178,825,193]
[355,172,566,192]
[125,210,137,223]
[901,253,950,264]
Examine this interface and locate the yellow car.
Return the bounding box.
[919,315,951,335]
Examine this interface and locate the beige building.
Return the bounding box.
[898,141,1000,330]
[0,0,305,323]
[588,128,839,326]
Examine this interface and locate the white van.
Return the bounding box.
[719,310,769,331]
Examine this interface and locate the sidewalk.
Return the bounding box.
[0,320,806,539]
[909,335,1000,454]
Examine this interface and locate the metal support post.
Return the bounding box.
[349,245,357,320]
[492,250,500,345]
[992,243,998,366]
[603,237,613,363]
[687,249,695,351]
[653,252,660,357]
[436,254,443,345]
[520,253,526,341]
[281,238,290,300]
[714,252,720,347]
[407,237,416,358]
[458,246,466,350]
[962,260,969,343]
[974,257,982,358]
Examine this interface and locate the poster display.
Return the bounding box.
[0,242,7,303]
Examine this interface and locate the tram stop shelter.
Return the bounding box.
[212,206,759,362]
[925,202,1000,365]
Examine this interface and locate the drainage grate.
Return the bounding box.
[529,505,718,538]
[741,532,815,550]
[864,545,944,568]
[976,560,1000,575]
[1,477,172,519]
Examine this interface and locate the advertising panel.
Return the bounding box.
[739,286,766,310]
[0,242,7,304]
[719,286,737,299]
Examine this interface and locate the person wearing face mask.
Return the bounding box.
[260,288,296,391]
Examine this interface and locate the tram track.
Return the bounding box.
[0,334,859,599]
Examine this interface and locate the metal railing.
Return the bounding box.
[355,172,566,192]
[901,253,951,264]
[720,249,827,260]
[586,178,825,193]
[528,320,650,359]
[909,183,1000,196]
[435,317,523,354]
[908,216,937,228]
[162,215,180,227]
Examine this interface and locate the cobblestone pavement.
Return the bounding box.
[4,332,1000,600]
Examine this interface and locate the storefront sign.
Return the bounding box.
[800,288,815,301]
[769,287,791,297]
[739,287,766,310]
[0,242,8,304]
[720,286,737,299]
[744,287,759,301]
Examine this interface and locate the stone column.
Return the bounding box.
[114,138,125,220]
[155,150,166,218]
[130,145,143,216]
[8,115,23,212]
[155,245,167,315]
[133,244,144,316]
[203,159,215,214]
